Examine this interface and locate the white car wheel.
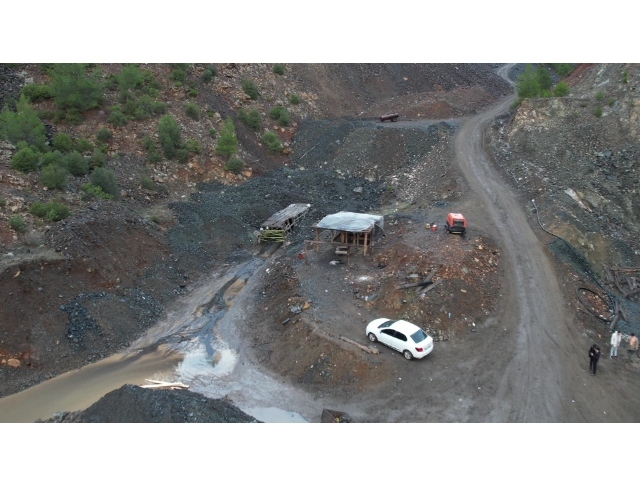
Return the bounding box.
[368,332,377,343]
[403,350,413,360]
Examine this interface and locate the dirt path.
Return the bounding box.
[452,64,640,421]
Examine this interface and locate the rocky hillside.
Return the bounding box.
[0,63,510,399]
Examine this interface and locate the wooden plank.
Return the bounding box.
[340,336,379,354]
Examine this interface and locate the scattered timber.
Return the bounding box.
[340,336,379,354]
[141,379,190,390]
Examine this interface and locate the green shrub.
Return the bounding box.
[81,183,113,200]
[594,106,603,117]
[116,64,144,92]
[622,71,628,83]
[62,108,83,125]
[608,98,615,107]
[241,79,259,100]
[170,63,190,71]
[30,202,70,221]
[90,167,118,197]
[53,132,74,153]
[66,151,89,176]
[29,201,48,217]
[21,84,53,102]
[10,147,39,173]
[185,139,202,154]
[595,91,604,101]
[152,101,166,114]
[216,117,238,157]
[139,174,156,190]
[9,216,26,233]
[40,150,67,169]
[142,136,156,151]
[44,202,70,222]
[89,150,106,169]
[170,69,187,84]
[261,131,283,154]
[40,164,67,189]
[49,64,103,113]
[553,82,570,97]
[237,108,262,131]
[75,138,94,154]
[536,67,553,91]
[147,150,162,164]
[108,106,128,127]
[201,66,217,83]
[289,94,300,105]
[0,198,5,207]
[269,105,290,126]
[96,128,113,143]
[209,128,217,138]
[515,64,539,98]
[158,115,182,159]
[0,95,47,151]
[37,110,54,120]
[119,90,136,104]
[184,103,200,121]
[175,148,190,163]
[142,70,162,93]
[224,156,244,174]
[272,64,285,75]
[549,64,576,77]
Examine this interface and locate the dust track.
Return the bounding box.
[455,64,640,422]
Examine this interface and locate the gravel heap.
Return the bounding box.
[37,384,259,423]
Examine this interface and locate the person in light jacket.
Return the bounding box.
[610,330,622,359]
[627,333,638,361]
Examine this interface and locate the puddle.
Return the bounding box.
[0,345,182,423]
[175,342,237,382]
[244,407,308,423]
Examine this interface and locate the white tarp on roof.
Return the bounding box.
[314,212,384,233]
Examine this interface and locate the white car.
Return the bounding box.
[366,318,434,360]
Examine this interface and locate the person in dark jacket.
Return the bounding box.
[589,344,601,375]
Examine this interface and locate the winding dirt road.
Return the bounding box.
[2,64,639,423]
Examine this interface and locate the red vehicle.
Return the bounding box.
[445,213,466,234]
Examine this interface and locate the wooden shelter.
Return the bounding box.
[306,211,384,259]
[258,203,311,243]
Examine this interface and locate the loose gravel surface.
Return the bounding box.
[36,384,258,422]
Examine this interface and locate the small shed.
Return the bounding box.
[258,203,310,243]
[308,211,384,257]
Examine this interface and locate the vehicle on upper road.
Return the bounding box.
[445,213,466,234]
[366,318,434,360]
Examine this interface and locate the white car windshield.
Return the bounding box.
[410,329,428,343]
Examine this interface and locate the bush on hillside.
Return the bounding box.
[96,128,113,143]
[10,147,39,173]
[108,106,128,127]
[269,105,290,126]
[224,156,244,175]
[81,183,114,200]
[90,167,118,197]
[40,150,67,169]
[289,94,300,105]
[41,164,67,189]
[53,132,74,153]
[261,131,283,154]
[184,103,200,121]
[66,151,89,176]
[241,79,259,100]
[0,95,47,151]
[75,138,94,154]
[272,64,285,75]
[21,84,53,102]
[9,216,26,233]
[158,114,182,159]
[49,63,104,113]
[216,117,238,157]
[554,82,570,97]
[237,108,262,131]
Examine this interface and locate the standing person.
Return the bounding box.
[610,330,622,359]
[627,333,638,361]
[589,344,601,375]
